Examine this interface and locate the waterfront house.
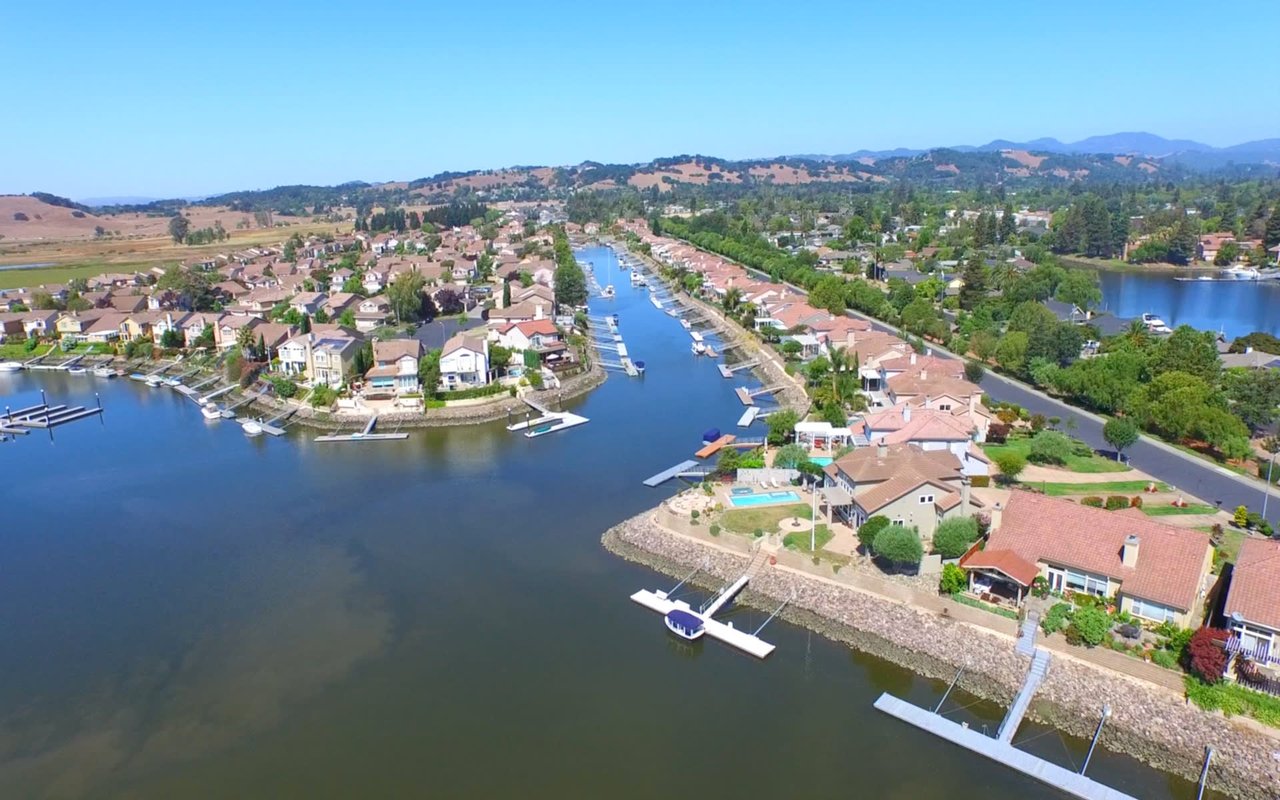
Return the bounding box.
[0,314,24,342]
[213,314,261,350]
[365,338,423,396]
[821,442,973,542]
[310,334,362,388]
[861,399,990,476]
[17,310,58,338]
[488,297,552,325]
[1223,536,1280,680]
[353,296,392,332]
[439,332,489,390]
[960,492,1213,620]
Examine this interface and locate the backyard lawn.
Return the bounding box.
[720,502,811,534]
[1143,504,1219,517]
[984,437,1130,474]
[782,524,833,553]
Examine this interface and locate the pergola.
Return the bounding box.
[959,549,1039,606]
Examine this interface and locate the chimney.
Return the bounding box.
[877,438,888,458]
[902,405,912,422]
[990,501,1003,532]
[1122,534,1140,568]
[969,394,978,414]
[910,352,917,365]
[961,476,971,516]
[920,369,928,381]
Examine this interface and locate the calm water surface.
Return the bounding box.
[1097,269,1280,339]
[0,247,1220,799]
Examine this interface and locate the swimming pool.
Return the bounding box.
[810,456,833,467]
[729,490,801,507]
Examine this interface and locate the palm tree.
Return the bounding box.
[723,286,743,314]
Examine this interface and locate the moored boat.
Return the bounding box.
[242,419,263,437]
[92,366,116,378]
[0,361,23,372]
[200,402,222,420]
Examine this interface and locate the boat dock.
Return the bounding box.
[199,384,238,404]
[735,384,785,406]
[629,550,781,659]
[1,393,104,440]
[506,397,590,437]
[314,415,408,443]
[695,434,736,458]
[642,459,713,486]
[737,407,761,427]
[717,359,759,378]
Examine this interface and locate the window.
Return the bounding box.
[918,494,934,504]
[1050,565,1109,597]
[1129,597,1177,624]
[892,518,905,526]
[939,403,952,411]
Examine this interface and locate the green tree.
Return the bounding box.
[1223,367,1280,433]
[168,215,190,243]
[1054,270,1101,311]
[766,408,800,445]
[1149,326,1221,382]
[809,275,847,314]
[418,348,441,394]
[387,270,427,323]
[1264,205,1280,250]
[1069,606,1111,647]
[772,443,809,469]
[964,360,985,383]
[933,517,979,559]
[857,516,889,553]
[998,204,1017,243]
[958,255,988,310]
[995,331,1029,375]
[502,279,512,307]
[1102,417,1139,461]
[872,524,923,568]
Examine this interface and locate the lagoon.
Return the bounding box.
[1096,269,1280,339]
[0,246,1221,798]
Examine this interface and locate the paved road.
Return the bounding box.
[710,256,1280,524]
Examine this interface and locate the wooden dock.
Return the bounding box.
[735,387,754,406]
[695,434,736,459]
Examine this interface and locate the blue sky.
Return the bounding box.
[2,0,1277,199]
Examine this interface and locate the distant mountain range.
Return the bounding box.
[807,132,1280,168]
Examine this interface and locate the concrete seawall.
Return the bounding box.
[602,510,1280,800]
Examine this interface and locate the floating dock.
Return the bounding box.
[630,554,781,659]
[695,434,736,459]
[718,359,759,379]
[737,406,761,427]
[506,410,590,437]
[642,459,710,487]
[1,394,104,440]
[314,415,408,443]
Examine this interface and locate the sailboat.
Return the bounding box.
[602,255,616,299]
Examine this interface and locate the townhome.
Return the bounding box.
[439,332,489,390]
[365,338,423,396]
[820,442,975,542]
[353,295,392,332]
[960,492,1213,620]
[1223,537,1280,680]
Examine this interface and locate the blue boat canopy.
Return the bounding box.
[702,427,721,443]
[665,609,704,632]
[633,360,645,368]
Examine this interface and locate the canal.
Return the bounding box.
[0,246,1222,799]
[1096,268,1280,339]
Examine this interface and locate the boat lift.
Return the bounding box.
[630,550,783,659]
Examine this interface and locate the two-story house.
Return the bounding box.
[365,338,423,396]
[439,332,489,390]
[1223,537,1280,680]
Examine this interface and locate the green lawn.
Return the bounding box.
[1035,480,1168,496]
[983,438,1131,474]
[1142,504,1219,517]
[720,502,811,534]
[783,523,833,553]
[0,341,111,361]
[0,262,150,291]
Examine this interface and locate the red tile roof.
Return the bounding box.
[987,492,1211,610]
[1224,537,1280,630]
[961,548,1040,586]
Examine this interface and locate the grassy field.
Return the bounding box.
[984,437,1130,474]
[720,502,811,534]
[1143,504,1219,517]
[1034,480,1168,496]
[0,341,111,361]
[783,524,833,553]
[0,261,153,290]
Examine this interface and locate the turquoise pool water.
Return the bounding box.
[810,456,833,467]
[729,490,801,507]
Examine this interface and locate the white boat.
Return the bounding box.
[241,419,263,437]
[602,284,616,298]
[0,361,23,372]
[1140,312,1173,334]
[666,308,678,317]
[691,341,706,356]
[633,360,646,374]
[630,272,644,286]
[164,377,182,387]
[200,402,222,420]
[680,319,692,331]
[145,376,164,387]
[67,366,87,375]
[1223,265,1261,280]
[92,367,116,378]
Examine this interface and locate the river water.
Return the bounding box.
[0,246,1220,799]
[1096,269,1280,339]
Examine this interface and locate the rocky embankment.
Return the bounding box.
[603,511,1280,800]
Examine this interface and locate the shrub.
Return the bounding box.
[1031,575,1050,599]
[690,509,700,520]
[1129,496,1143,508]
[752,528,764,538]
[992,451,1026,482]
[1104,495,1130,510]
[970,475,990,488]
[939,563,967,594]
[857,515,889,553]
[1081,496,1104,507]
[1064,624,1084,646]
[1069,606,1112,647]
[872,524,923,567]
[1041,602,1072,635]
[1027,430,1074,465]
[1233,505,1249,527]
[986,423,1010,444]
[932,516,980,558]
[309,384,338,408]
[1186,627,1229,683]
[708,524,720,537]
[270,376,298,399]
[1151,649,1178,669]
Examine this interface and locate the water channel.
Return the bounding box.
[0,246,1222,798]
[1095,269,1280,339]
